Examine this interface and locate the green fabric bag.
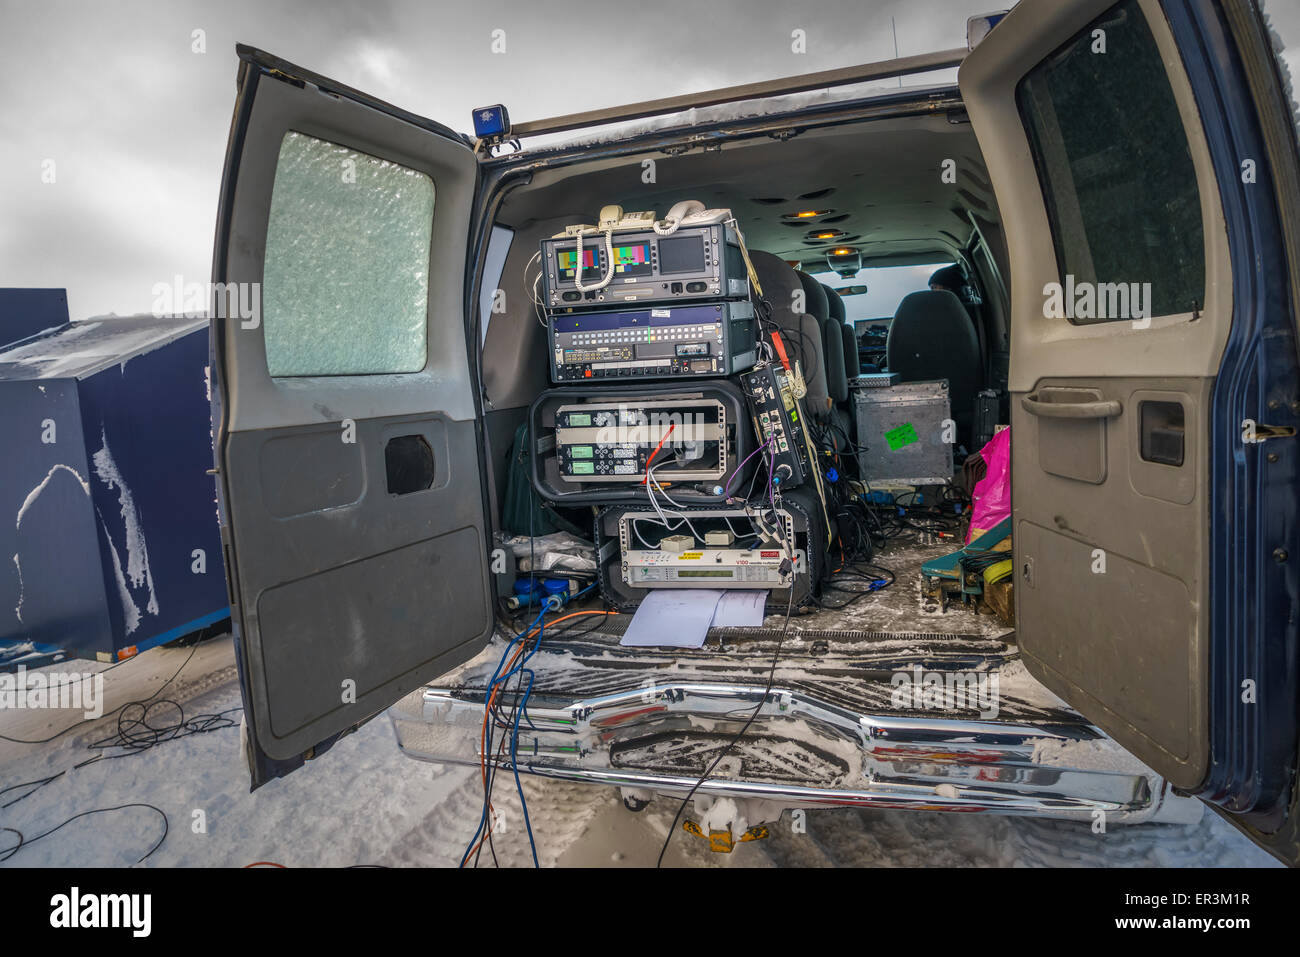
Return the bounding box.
[502,420,592,539]
[502,421,557,537]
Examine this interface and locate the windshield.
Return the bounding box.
[809,262,955,322]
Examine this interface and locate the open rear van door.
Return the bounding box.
[961,0,1300,863]
[210,47,493,788]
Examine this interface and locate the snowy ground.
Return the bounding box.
[0,634,1280,868]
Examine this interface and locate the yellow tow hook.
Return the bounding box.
[682,819,771,853]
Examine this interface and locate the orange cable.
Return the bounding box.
[466,607,618,863]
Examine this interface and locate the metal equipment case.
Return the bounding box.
[529,380,755,506]
[595,485,826,611]
[547,300,757,384]
[852,379,955,486]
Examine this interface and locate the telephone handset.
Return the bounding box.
[561,201,732,290]
[600,204,657,230]
[559,202,725,239]
[597,204,624,229]
[653,199,730,235]
[559,205,657,236]
[653,200,704,235]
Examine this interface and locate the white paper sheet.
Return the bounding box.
[620,589,725,648]
[710,590,769,627]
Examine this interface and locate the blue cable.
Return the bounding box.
[500,582,598,683]
[459,607,545,868]
[509,667,540,867]
[460,581,598,867]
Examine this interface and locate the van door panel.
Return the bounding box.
[963,0,1229,788]
[1015,373,1212,788]
[962,0,1300,863]
[212,47,491,783]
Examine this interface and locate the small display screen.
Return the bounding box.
[556,247,600,279]
[568,461,595,474]
[612,242,652,277]
[568,445,593,459]
[657,235,706,275]
[566,413,592,427]
[676,569,735,578]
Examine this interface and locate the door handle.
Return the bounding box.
[1021,393,1123,419]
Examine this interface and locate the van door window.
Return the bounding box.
[262,130,435,375]
[1016,0,1205,323]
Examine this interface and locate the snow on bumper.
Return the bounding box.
[387,681,1201,825]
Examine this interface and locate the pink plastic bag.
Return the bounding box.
[966,427,1010,544]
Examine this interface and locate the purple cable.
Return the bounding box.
[725,436,776,499]
[767,442,778,513]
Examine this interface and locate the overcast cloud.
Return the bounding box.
[1,0,1297,319]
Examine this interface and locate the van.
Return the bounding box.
[208,0,1300,864]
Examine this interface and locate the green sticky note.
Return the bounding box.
[885,422,919,451]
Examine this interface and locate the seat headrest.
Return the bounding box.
[928,264,977,304]
[749,250,803,322]
[795,271,829,321]
[821,283,846,323]
[894,289,971,327]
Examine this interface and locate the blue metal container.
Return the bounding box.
[0,290,229,666]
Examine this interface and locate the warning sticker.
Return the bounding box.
[678,551,703,560]
[885,422,919,451]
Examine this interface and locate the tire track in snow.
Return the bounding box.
[374,771,610,867]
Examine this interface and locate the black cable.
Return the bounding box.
[84,701,242,759]
[0,802,168,865]
[477,668,520,868]
[0,772,66,810]
[0,640,205,745]
[656,584,796,868]
[814,562,898,610]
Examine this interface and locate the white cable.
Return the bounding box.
[633,509,701,546]
[572,227,615,292]
[652,216,681,237]
[645,466,673,529]
[532,272,546,328]
[645,464,703,541]
[724,515,762,541]
[648,463,690,508]
[633,519,660,550]
[522,250,548,329]
[522,248,540,298]
[726,215,763,298]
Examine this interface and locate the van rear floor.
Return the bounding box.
[462,536,1072,729]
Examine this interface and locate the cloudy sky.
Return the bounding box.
[1,0,1297,320]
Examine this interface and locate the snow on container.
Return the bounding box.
[0,289,229,667]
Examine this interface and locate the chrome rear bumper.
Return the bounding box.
[388,680,1200,825]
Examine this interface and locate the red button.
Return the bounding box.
[584,369,592,377]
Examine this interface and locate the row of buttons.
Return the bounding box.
[571,326,720,344]
[574,364,710,378]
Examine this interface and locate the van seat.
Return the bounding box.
[886,290,982,444]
